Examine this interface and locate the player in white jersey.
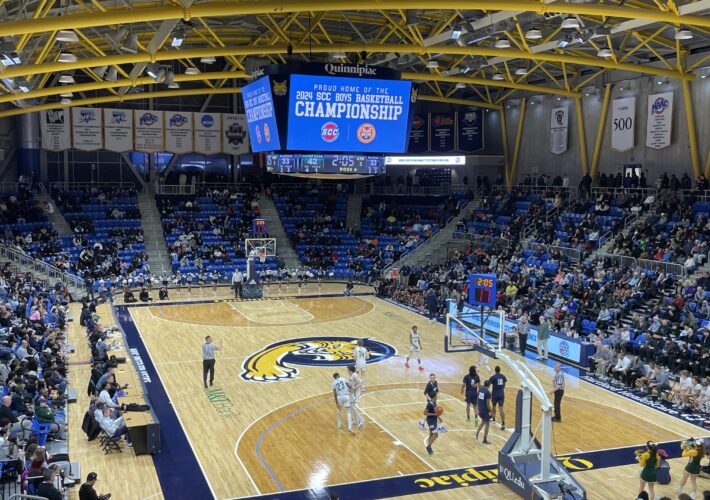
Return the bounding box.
[353,339,370,390]
[347,365,365,428]
[405,325,423,371]
[332,372,354,433]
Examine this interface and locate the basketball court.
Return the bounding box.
[91,284,704,499]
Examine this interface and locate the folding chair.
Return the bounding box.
[99,429,123,454]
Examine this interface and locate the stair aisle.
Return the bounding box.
[257,196,302,268]
[346,194,363,231]
[137,193,172,275]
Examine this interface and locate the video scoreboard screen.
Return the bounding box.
[266,154,385,174]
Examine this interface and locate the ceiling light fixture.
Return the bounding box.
[185,67,200,75]
[597,47,613,58]
[675,28,693,40]
[494,38,511,49]
[171,25,186,48]
[56,30,79,43]
[560,17,580,30]
[515,68,528,76]
[105,67,118,82]
[455,82,466,89]
[106,28,128,49]
[1,52,21,66]
[60,98,72,105]
[426,60,439,68]
[525,28,542,40]
[60,91,73,98]
[146,63,166,82]
[93,65,108,78]
[200,56,216,64]
[120,32,138,54]
[58,52,78,63]
[492,73,504,80]
[58,74,75,84]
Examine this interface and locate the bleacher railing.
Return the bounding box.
[637,259,687,277]
[49,182,135,194]
[158,184,195,195]
[0,240,85,290]
[524,241,581,261]
[453,232,514,249]
[369,185,451,196]
[595,252,637,269]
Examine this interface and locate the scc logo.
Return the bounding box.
[357,123,376,144]
[255,125,262,143]
[559,341,570,357]
[321,122,340,142]
[201,115,214,128]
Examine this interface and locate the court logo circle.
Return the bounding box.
[241,337,396,382]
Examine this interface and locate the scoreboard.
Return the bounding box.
[266,154,385,174]
[469,274,497,308]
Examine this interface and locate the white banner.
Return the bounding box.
[549,107,568,155]
[221,114,250,155]
[611,97,636,152]
[134,110,164,152]
[194,112,221,155]
[164,111,193,154]
[71,107,102,151]
[646,92,673,149]
[40,109,71,151]
[103,109,134,152]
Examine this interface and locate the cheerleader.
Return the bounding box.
[161,274,169,290]
[198,270,206,293]
[317,267,323,291]
[211,269,219,294]
[677,438,704,498]
[636,441,660,499]
[145,272,153,292]
[186,272,194,296]
[175,270,183,293]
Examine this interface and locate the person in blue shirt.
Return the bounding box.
[461,366,480,425]
[475,380,493,445]
[489,366,508,430]
[423,391,441,456]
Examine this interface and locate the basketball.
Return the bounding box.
[434,406,444,416]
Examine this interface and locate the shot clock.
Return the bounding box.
[469,274,497,308]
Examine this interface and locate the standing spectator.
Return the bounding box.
[518,315,530,356]
[537,316,550,360]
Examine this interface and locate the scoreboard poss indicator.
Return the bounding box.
[469,274,497,308]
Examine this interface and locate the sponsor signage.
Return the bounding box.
[103,108,134,152]
[71,107,102,151]
[242,75,281,152]
[611,97,636,152]
[646,92,673,149]
[286,74,413,153]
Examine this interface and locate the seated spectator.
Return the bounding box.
[94,406,131,447]
[79,472,112,500]
[36,469,63,500]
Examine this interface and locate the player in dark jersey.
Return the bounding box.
[419,373,446,432]
[475,380,493,445]
[461,366,480,425]
[423,390,441,455]
[488,366,508,430]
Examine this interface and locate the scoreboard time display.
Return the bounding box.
[469,274,497,308]
[266,154,385,174]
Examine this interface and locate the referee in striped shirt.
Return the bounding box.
[551,363,565,422]
[202,336,221,388]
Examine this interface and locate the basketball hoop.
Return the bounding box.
[256,248,267,264]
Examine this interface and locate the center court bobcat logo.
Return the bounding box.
[241,337,396,382]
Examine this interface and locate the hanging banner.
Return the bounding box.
[164,111,193,154]
[430,113,455,153]
[407,114,429,154]
[457,109,484,153]
[40,109,70,151]
[646,92,673,149]
[611,97,636,152]
[194,112,222,155]
[134,110,164,152]
[103,109,134,152]
[71,107,102,151]
[221,114,250,155]
[549,107,568,155]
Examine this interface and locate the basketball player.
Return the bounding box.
[475,380,493,444]
[354,339,370,390]
[347,365,365,428]
[405,326,423,370]
[332,373,354,433]
[419,373,443,431]
[423,390,441,456]
[461,366,480,425]
[489,366,507,430]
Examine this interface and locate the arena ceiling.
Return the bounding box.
[0,0,709,117]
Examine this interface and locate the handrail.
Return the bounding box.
[595,252,637,269]
[370,185,451,196]
[198,182,254,192]
[598,230,613,247]
[0,240,85,290]
[158,184,195,195]
[50,181,136,194]
[637,258,687,277]
[453,232,514,249]
[524,241,581,261]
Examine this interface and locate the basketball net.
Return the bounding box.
[256,248,266,263]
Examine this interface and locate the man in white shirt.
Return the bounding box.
[95,406,131,447]
[231,269,243,298]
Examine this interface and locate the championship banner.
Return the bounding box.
[222,114,250,155]
[407,114,429,153]
[103,109,134,152]
[549,107,568,155]
[40,109,70,151]
[611,97,636,152]
[134,110,164,153]
[646,92,673,149]
[457,109,484,153]
[71,107,102,151]
[430,113,455,153]
[164,111,193,154]
[194,112,222,155]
